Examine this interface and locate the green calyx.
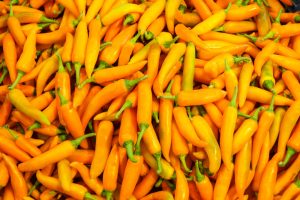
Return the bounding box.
[233,56,251,64]
[179,155,192,173]
[294,15,300,23]
[4,125,18,140]
[178,4,187,13]
[78,77,95,89]
[40,15,58,24]
[100,42,112,51]
[124,140,137,162]
[125,75,148,91]
[130,32,141,44]
[144,31,154,41]
[71,133,96,149]
[251,106,264,121]
[85,192,97,200]
[274,8,283,24]
[213,26,225,32]
[73,62,82,86]
[263,80,274,91]
[56,88,69,106]
[239,33,257,43]
[197,106,207,117]
[28,122,41,131]
[124,14,134,26]
[224,2,232,14]
[278,147,296,167]
[56,52,65,73]
[152,112,159,123]
[163,36,179,48]
[266,92,276,112]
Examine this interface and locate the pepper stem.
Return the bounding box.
[179,155,192,173]
[195,160,205,182]
[124,140,137,162]
[237,111,252,118]
[84,192,97,200]
[125,75,148,91]
[135,123,149,155]
[4,125,18,140]
[233,56,251,64]
[155,178,163,187]
[71,133,96,149]
[154,152,162,174]
[78,77,95,89]
[197,106,207,116]
[28,122,41,131]
[242,0,250,5]
[56,52,65,73]
[239,33,257,43]
[267,92,276,112]
[278,147,296,167]
[100,42,112,51]
[40,15,58,24]
[295,15,300,23]
[186,106,193,119]
[178,4,187,13]
[158,95,177,100]
[123,14,134,26]
[74,62,81,86]
[28,180,40,196]
[263,80,274,91]
[224,2,232,14]
[65,62,72,72]
[104,191,113,200]
[251,106,264,121]
[144,31,154,41]
[163,36,179,48]
[152,112,159,123]
[8,70,25,90]
[213,26,224,32]
[229,86,238,107]
[0,67,8,84]
[115,100,133,119]
[88,120,94,132]
[130,31,141,44]
[295,178,300,188]
[262,31,275,41]
[56,88,69,106]
[225,59,231,72]
[274,8,282,24]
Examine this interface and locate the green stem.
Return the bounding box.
[225,59,231,71]
[295,15,300,23]
[72,12,83,27]
[135,123,149,155]
[4,125,18,140]
[28,122,41,131]
[37,22,52,30]
[78,77,95,89]
[295,178,300,188]
[235,0,243,6]
[179,155,192,173]
[233,56,251,64]
[56,88,69,106]
[263,80,274,91]
[152,112,159,123]
[56,52,65,73]
[274,8,282,24]
[251,106,264,121]
[125,75,148,91]
[8,70,25,90]
[71,133,96,149]
[154,152,162,174]
[58,133,68,141]
[74,62,82,86]
[178,4,187,13]
[88,120,94,133]
[267,92,276,112]
[158,95,177,100]
[165,180,175,190]
[123,14,134,26]
[278,147,296,167]
[155,178,163,187]
[262,31,275,41]
[124,140,137,162]
[84,192,97,200]
[186,106,192,119]
[9,0,14,16]
[163,36,179,48]
[99,42,112,51]
[28,180,40,196]
[144,31,154,41]
[65,62,72,72]
[229,86,238,107]
[130,31,141,44]
[96,61,110,71]
[197,105,207,117]
[239,33,257,43]
[195,160,205,182]
[115,100,133,119]
[238,111,252,118]
[0,67,8,84]
[213,26,224,32]
[104,191,113,200]
[40,15,58,24]
[224,2,232,14]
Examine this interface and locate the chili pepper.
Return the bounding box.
[220,86,237,168]
[138,0,165,35]
[247,86,293,106]
[281,70,300,100]
[36,170,97,200]
[70,162,103,195]
[173,107,207,147]
[85,0,104,23]
[5,126,41,157]
[275,154,300,195]
[81,75,147,129]
[100,24,137,66]
[144,15,165,40]
[268,107,285,150]
[18,133,95,172]
[191,115,221,174]
[191,0,212,20]
[140,191,174,200]
[279,122,300,167]
[119,108,137,162]
[142,146,174,181]
[57,159,72,191]
[3,154,27,199]
[133,169,158,199]
[79,61,147,88]
[174,168,189,200]
[259,60,275,91]
[102,145,119,200]
[171,117,191,173]
[114,88,137,119]
[0,95,12,126]
[118,32,141,66]
[67,150,94,164]
[193,160,213,200]
[0,160,9,189]
[233,106,263,154]
[214,20,257,33]
[78,85,101,118]
[252,93,275,170]
[277,100,300,161]
[164,0,181,34]
[90,121,114,178]
[2,33,17,82]
[71,19,88,86]
[192,3,231,35]
[102,3,145,26]
[9,29,36,90]
[281,177,300,200]
[227,3,260,21]
[213,163,234,200]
